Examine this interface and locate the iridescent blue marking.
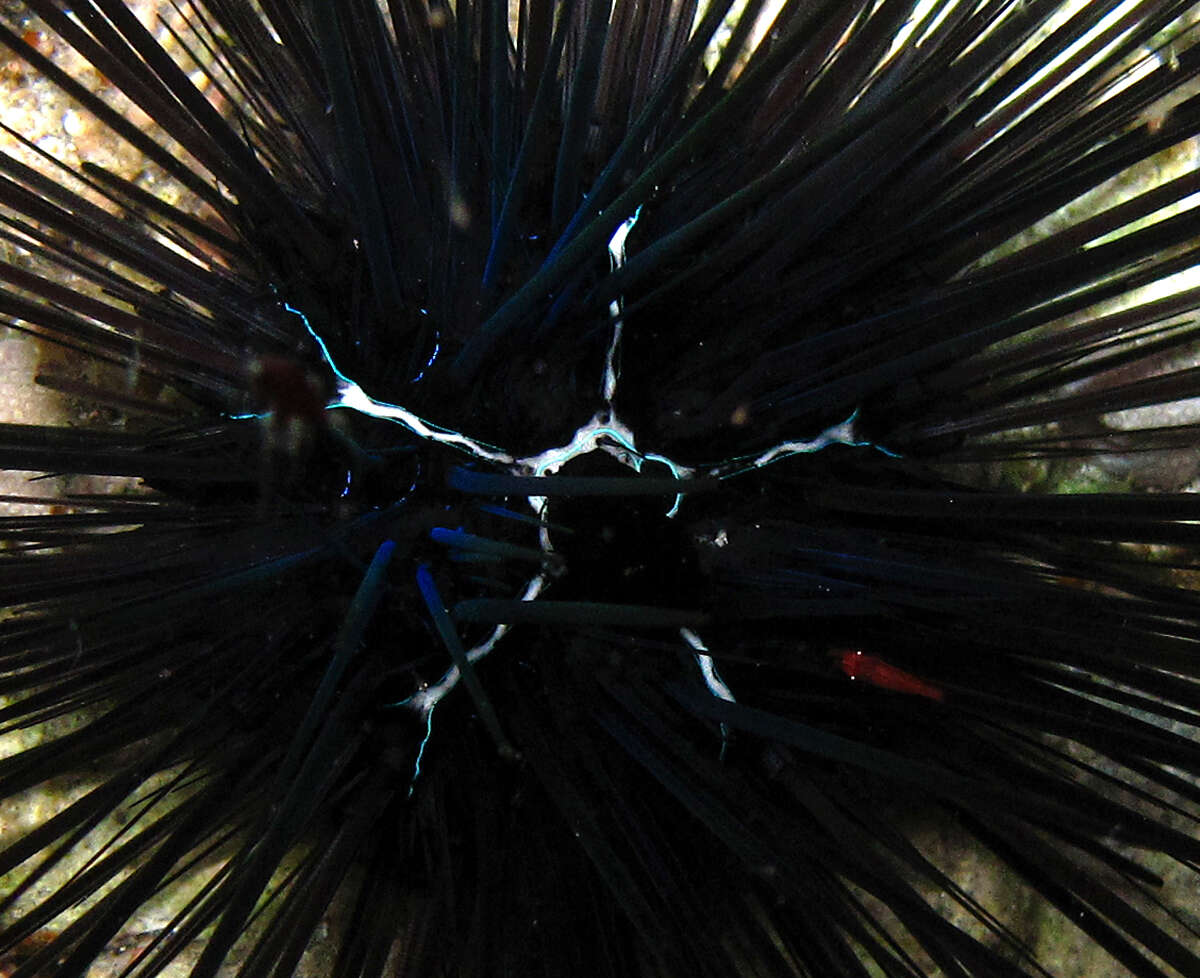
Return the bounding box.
[407,707,434,798]
[284,301,354,387]
[411,308,440,383]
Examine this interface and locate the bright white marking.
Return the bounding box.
[705,408,900,480]
[272,270,900,762]
[681,627,735,759]
[402,573,548,718]
[515,410,693,520]
[602,206,641,403]
[284,302,514,465]
[682,627,736,703]
[278,273,898,497]
[332,379,513,463]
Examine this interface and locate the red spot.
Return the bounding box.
[250,355,327,428]
[0,928,60,976]
[21,30,54,56]
[835,649,945,702]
